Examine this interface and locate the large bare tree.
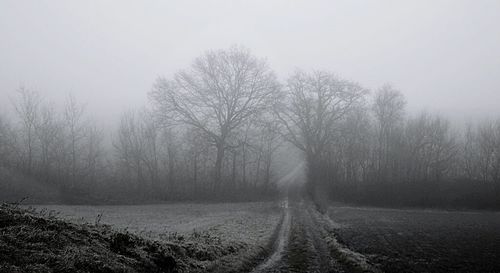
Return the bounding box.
[276,71,367,197]
[149,46,279,191]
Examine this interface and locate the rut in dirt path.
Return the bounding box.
[251,196,383,273]
[251,198,291,273]
[283,200,345,273]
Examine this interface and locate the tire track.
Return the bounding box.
[251,192,382,273]
[251,198,291,273]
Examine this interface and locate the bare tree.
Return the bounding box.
[13,87,42,174]
[150,46,280,191]
[257,120,282,188]
[82,124,104,187]
[161,128,178,196]
[276,71,367,198]
[403,113,456,184]
[139,111,161,193]
[463,121,500,185]
[372,84,406,183]
[0,114,15,168]
[35,105,61,183]
[115,111,145,190]
[63,94,88,188]
[184,127,210,194]
[335,106,372,189]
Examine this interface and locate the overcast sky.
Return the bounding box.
[1,0,499,126]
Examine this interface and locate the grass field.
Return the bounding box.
[31,202,281,242]
[28,202,283,272]
[24,201,500,272]
[328,205,500,273]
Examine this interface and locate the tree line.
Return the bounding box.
[0,47,283,203]
[1,46,499,207]
[278,75,500,208]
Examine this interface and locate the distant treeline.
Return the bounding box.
[0,91,280,203]
[0,47,282,203]
[277,72,500,209]
[1,46,499,208]
[0,88,281,203]
[324,95,500,208]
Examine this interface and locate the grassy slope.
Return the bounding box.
[0,203,195,273]
[0,203,283,273]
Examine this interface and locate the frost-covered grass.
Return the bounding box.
[28,202,283,272]
[1,203,184,273]
[30,202,280,243]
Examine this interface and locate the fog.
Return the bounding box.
[3,2,500,272]
[1,0,500,125]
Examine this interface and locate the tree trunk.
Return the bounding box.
[254,151,262,189]
[232,151,237,190]
[242,143,247,188]
[214,142,225,192]
[264,158,271,189]
[193,153,198,195]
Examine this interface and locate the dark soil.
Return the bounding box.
[329,206,500,273]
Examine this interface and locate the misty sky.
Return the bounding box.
[1,0,500,126]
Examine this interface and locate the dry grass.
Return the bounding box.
[0,203,188,273]
[8,202,282,273]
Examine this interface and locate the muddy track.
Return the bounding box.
[251,194,381,273]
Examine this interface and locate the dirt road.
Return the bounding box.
[252,191,380,273]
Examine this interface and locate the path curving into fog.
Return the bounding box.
[250,182,382,273]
